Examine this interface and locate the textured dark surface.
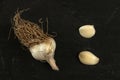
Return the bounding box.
[0,0,120,80]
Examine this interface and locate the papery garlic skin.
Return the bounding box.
[79,25,96,38]
[29,38,59,71]
[78,51,99,65]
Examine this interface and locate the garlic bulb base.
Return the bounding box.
[29,38,59,70]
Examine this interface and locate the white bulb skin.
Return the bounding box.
[29,38,59,71]
[78,51,99,65]
[79,25,96,38]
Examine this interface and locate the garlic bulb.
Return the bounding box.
[78,51,99,65]
[13,9,59,71]
[79,25,96,38]
[29,38,59,71]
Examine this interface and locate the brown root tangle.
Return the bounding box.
[13,9,50,48]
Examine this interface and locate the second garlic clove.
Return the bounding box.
[78,51,99,65]
[79,25,96,38]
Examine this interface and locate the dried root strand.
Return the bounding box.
[13,9,49,48]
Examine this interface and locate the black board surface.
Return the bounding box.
[0,0,120,80]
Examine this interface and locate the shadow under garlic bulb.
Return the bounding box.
[12,9,59,71]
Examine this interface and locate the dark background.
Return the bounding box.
[0,0,120,80]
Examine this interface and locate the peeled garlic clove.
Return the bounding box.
[79,25,96,38]
[78,51,99,65]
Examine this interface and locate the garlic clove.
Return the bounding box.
[79,25,96,38]
[78,51,99,65]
